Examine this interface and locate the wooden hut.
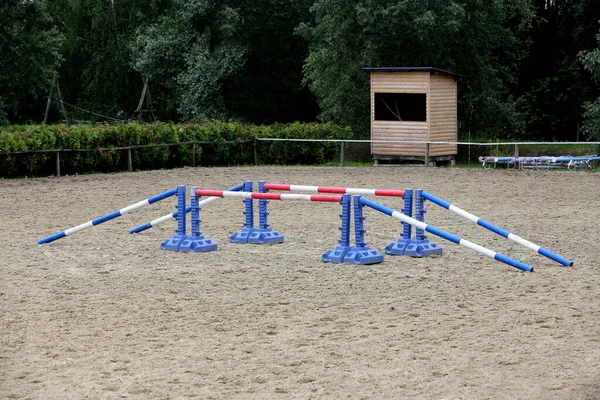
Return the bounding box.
[361,67,464,165]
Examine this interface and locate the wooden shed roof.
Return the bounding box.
[361,67,465,79]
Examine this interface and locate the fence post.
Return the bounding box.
[55,151,61,177]
[425,143,430,167]
[340,141,345,167]
[514,144,519,158]
[127,148,133,172]
[253,141,258,166]
[192,142,196,168]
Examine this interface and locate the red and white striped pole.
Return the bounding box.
[263,183,405,197]
[194,190,343,203]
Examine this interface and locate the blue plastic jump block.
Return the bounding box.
[322,245,352,263]
[247,228,285,244]
[385,238,412,255]
[229,227,257,244]
[179,236,217,253]
[160,235,188,252]
[343,246,384,265]
[404,239,443,257]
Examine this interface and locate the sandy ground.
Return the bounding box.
[1,166,599,400]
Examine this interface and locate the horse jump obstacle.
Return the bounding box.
[217,181,572,271]
[417,191,573,267]
[38,184,245,245]
[38,188,178,244]
[152,184,382,263]
[129,183,244,234]
[188,187,545,271]
[262,182,443,257]
[356,196,535,272]
[191,189,386,264]
[160,185,219,252]
[37,180,573,272]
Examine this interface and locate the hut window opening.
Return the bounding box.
[374,93,426,122]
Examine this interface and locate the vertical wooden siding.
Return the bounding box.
[428,74,458,156]
[371,72,430,156]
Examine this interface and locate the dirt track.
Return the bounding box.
[1,166,599,399]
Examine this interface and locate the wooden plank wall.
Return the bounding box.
[371,72,429,157]
[428,74,458,156]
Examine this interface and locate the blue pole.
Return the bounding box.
[39,188,177,244]
[420,191,573,267]
[358,197,534,272]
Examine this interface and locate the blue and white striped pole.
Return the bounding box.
[38,188,177,244]
[129,183,245,234]
[358,197,534,272]
[420,191,573,267]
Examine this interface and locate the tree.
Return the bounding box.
[580,30,600,141]
[517,0,600,140]
[0,0,63,125]
[133,0,317,123]
[298,0,534,138]
[221,0,317,124]
[46,0,167,122]
[133,0,246,120]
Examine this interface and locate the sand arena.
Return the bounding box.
[1,166,599,399]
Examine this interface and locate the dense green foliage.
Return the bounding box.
[133,0,317,123]
[517,0,600,141]
[45,0,170,122]
[0,0,63,124]
[252,122,352,165]
[580,31,600,141]
[0,122,352,177]
[1,0,600,142]
[298,0,534,138]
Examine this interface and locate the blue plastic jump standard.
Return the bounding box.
[161,185,188,251]
[322,194,353,263]
[129,183,245,234]
[404,189,443,257]
[230,181,257,244]
[248,180,285,244]
[343,196,384,264]
[385,189,416,255]
[179,186,217,253]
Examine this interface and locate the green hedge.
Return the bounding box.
[0,122,353,177]
[253,122,352,165]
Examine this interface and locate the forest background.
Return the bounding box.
[2,0,600,142]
